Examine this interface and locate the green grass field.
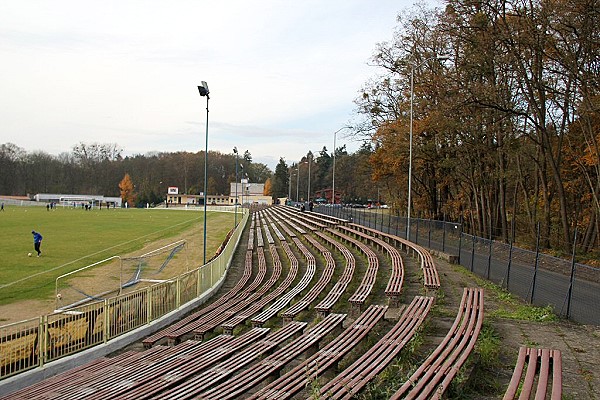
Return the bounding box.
[0,205,235,306]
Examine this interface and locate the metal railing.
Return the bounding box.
[319,205,600,326]
[0,208,248,380]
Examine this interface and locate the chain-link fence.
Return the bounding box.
[318,205,600,326]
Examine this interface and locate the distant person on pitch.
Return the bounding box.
[32,230,43,257]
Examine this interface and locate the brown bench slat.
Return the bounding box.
[118,323,306,400]
[196,314,346,400]
[503,347,562,400]
[248,304,389,400]
[390,287,484,400]
[318,296,434,399]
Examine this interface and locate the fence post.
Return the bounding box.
[104,298,109,343]
[428,219,432,248]
[458,224,463,265]
[506,241,514,290]
[147,286,153,323]
[529,222,541,303]
[39,315,46,368]
[505,222,516,289]
[176,276,181,309]
[470,235,475,272]
[486,238,493,280]
[566,228,578,319]
[416,218,420,244]
[442,215,447,252]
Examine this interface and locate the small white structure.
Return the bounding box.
[229,183,271,205]
[34,193,122,208]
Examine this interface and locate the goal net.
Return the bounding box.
[55,240,189,310]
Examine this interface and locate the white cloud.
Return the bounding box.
[0,0,440,169]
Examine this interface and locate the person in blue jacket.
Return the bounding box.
[32,230,43,257]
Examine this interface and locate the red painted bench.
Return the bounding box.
[318,296,434,399]
[351,223,440,290]
[160,313,346,399]
[390,287,484,400]
[313,231,356,316]
[280,234,336,322]
[336,224,405,306]
[141,247,255,348]
[325,228,379,313]
[248,304,389,400]
[503,347,562,400]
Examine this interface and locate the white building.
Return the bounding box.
[229,182,271,205]
[34,193,122,207]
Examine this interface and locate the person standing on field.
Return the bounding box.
[32,230,43,257]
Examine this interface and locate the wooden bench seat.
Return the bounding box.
[313,231,356,316]
[251,236,318,327]
[317,296,434,399]
[141,248,255,348]
[274,205,327,231]
[325,228,379,312]
[248,304,389,400]
[390,287,484,400]
[337,224,405,306]
[159,314,346,400]
[1,350,145,400]
[166,246,271,343]
[280,234,336,322]
[14,335,235,399]
[109,323,306,400]
[194,244,286,339]
[224,241,300,333]
[503,347,562,400]
[350,223,440,290]
[305,208,349,225]
[81,332,266,399]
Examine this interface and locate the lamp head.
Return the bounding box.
[233,147,238,154]
[198,81,210,97]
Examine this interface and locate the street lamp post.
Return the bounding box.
[307,154,312,203]
[198,81,210,264]
[407,55,447,241]
[288,170,295,202]
[296,164,301,203]
[233,147,238,228]
[332,126,352,205]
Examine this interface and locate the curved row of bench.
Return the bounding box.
[3,205,563,399]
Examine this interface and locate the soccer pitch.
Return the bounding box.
[0,205,235,307]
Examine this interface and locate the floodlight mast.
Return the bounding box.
[198,81,210,264]
[233,147,238,228]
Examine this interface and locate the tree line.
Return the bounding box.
[354,0,599,254]
[0,142,272,207]
[0,141,380,210]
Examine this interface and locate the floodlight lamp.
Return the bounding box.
[198,81,210,97]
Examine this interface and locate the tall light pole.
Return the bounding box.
[233,147,238,228]
[407,55,447,241]
[307,154,312,202]
[288,170,295,202]
[332,126,352,205]
[198,81,210,264]
[296,164,301,203]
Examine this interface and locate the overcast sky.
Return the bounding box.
[0,1,438,170]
